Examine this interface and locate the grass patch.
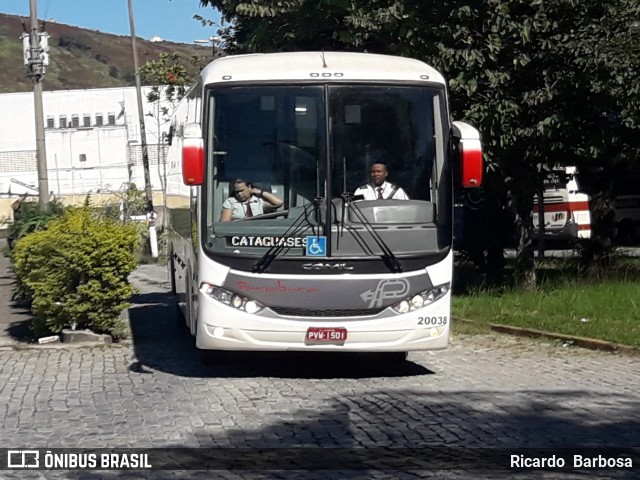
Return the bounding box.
[452,253,640,346]
[453,280,640,346]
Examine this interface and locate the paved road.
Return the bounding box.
[0,264,637,479]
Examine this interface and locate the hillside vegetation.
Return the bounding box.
[0,12,210,93]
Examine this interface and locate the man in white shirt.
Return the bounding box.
[354,163,409,200]
[220,178,283,221]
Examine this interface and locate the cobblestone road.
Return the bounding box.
[0,265,638,479]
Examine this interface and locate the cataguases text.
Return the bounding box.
[230,237,306,247]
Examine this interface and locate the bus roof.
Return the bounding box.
[200,51,446,85]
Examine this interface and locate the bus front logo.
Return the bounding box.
[302,262,354,271]
[360,278,410,308]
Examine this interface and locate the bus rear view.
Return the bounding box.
[166,52,482,353]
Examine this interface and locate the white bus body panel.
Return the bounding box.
[200,51,446,86]
[195,251,453,352]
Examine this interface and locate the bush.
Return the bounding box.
[12,207,139,339]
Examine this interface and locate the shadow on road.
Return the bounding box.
[127,291,434,379]
[49,387,640,478]
[0,246,36,345]
[6,316,33,343]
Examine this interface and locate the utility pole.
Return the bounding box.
[24,0,49,209]
[194,36,221,58]
[127,0,158,258]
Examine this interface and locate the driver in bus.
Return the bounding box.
[354,163,409,200]
[220,178,284,221]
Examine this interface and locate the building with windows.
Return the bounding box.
[0,86,172,223]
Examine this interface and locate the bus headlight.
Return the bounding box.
[231,295,243,309]
[396,300,410,313]
[411,295,424,309]
[200,283,264,314]
[391,283,450,313]
[244,301,261,314]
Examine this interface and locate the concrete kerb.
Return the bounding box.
[60,329,112,345]
[454,316,640,355]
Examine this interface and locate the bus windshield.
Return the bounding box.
[205,84,448,258]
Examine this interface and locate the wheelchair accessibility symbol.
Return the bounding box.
[305,236,327,257]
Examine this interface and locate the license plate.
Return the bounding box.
[305,327,347,344]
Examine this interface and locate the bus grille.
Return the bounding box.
[270,306,386,318]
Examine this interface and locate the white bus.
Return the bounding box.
[533,166,592,241]
[165,52,482,354]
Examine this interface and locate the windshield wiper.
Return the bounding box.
[252,197,324,273]
[342,198,403,273]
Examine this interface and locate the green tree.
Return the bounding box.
[201,0,640,287]
[139,52,206,108]
[431,0,640,284]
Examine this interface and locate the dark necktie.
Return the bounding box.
[245,201,253,217]
[377,187,384,200]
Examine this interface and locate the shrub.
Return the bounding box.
[12,207,139,339]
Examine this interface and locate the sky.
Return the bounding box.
[0,0,222,45]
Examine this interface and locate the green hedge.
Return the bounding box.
[12,207,139,339]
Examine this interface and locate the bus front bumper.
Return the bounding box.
[195,291,451,352]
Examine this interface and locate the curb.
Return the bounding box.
[60,329,112,345]
[454,316,640,355]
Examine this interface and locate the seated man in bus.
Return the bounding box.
[354,162,409,200]
[220,178,283,221]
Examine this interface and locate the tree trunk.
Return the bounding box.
[580,189,616,273]
[511,189,537,291]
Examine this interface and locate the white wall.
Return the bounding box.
[0,86,172,199]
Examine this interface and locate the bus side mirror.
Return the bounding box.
[182,122,204,186]
[452,121,483,188]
